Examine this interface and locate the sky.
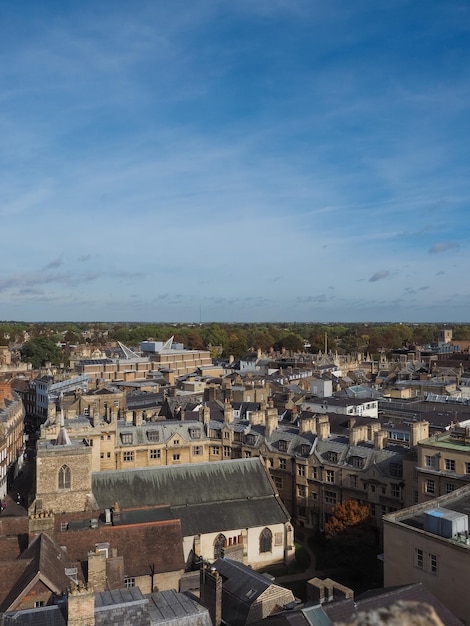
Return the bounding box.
[1,0,469,323]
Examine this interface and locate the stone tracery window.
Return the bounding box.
[214,534,226,559]
[58,464,71,489]
[259,527,272,553]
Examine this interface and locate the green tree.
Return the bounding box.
[20,337,64,369]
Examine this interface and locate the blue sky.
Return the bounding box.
[1,0,469,323]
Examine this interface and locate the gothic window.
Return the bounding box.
[259,527,272,553]
[58,465,71,490]
[214,534,226,559]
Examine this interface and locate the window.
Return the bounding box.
[430,553,438,575]
[150,449,160,460]
[446,483,455,493]
[312,467,318,480]
[60,521,68,531]
[445,458,455,472]
[324,490,337,505]
[192,445,202,456]
[327,451,338,463]
[244,451,252,458]
[173,454,180,462]
[279,459,287,471]
[147,430,159,442]
[297,465,305,477]
[124,577,135,588]
[415,549,423,569]
[123,451,134,462]
[100,453,104,459]
[173,439,180,445]
[275,532,283,546]
[425,455,435,469]
[350,456,364,469]
[190,428,201,439]
[223,431,230,439]
[390,463,403,478]
[301,444,310,456]
[425,479,435,494]
[297,484,306,497]
[246,434,256,446]
[273,476,283,489]
[349,475,358,488]
[211,446,220,455]
[326,470,335,483]
[214,534,226,559]
[465,462,470,475]
[414,490,419,504]
[34,601,45,608]
[107,452,111,458]
[121,433,133,445]
[259,527,272,553]
[223,446,231,458]
[391,484,401,498]
[278,440,288,452]
[58,465,71,490]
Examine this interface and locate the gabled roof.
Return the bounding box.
[211,558,295,626]
[91,458,290,536]
[0,533,79,612]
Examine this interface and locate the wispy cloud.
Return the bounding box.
[369,270,390,283]
[429,242,460,254]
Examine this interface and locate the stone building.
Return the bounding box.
[0,378,26,498]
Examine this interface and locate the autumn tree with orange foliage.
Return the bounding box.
[325,499,370,539]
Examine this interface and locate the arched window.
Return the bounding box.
[58,465,71,490]
[259,528,272,553]
[214,534,226,560]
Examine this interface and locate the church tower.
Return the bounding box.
[34,410,94,514]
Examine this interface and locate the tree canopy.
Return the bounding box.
[325,499,370,538]
[20,337,64,369]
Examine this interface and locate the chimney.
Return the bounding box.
[134,411,143,427]
[199,405,211,425]
[374,430,387,450]
[200,565,222,626]
[224,400,234,424]
[67,583,95,626]
[410,421,429,447]
[317,415,330,440]
[88,548,107,593]
[265,408,278,439]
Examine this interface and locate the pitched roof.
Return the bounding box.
[0,533,79,612]
[323,583,463,626]
[91,458,290,536]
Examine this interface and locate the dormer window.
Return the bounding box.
[301,444,311,456]
[190,428,201,439]
[121,433,133,445]
[147,430,159,442]
[246,434,256,446]
[279,440,288,452]
[327,451,338,464]
[350,456,365,469]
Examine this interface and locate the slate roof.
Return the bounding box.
[1,606,67,626]
[211,558,295,626]
[94,587,149,626]
[91,458,290,536]
[323,582,463,626]
[146,589,211,625]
